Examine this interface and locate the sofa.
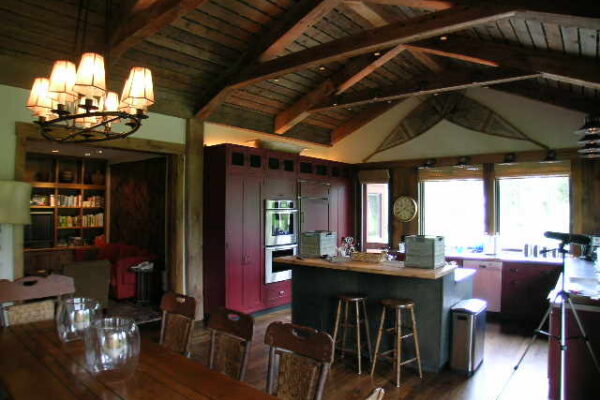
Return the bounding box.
[75,243,155,300]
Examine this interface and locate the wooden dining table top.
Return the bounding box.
[0,320,276,400]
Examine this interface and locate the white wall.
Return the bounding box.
[0,84,186,279]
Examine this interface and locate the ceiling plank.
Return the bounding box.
[259,0,342,62]
[353,0,454,10]
[310,68,540,111]
[494,81,600,115]
[343,1,443,72]
[232,5,518,88]
[331,101,399,144]
[195,0,343,120]
[110,0,208,61]
[407,36,600,89]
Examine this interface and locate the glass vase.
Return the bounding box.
[84,317,140,381]
[56,297,101,342]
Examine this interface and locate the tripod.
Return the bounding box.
[497,241,600,400]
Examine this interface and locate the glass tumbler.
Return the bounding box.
[84,317,140,381]
[56,297,101,342]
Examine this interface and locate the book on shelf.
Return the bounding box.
[82,213,104,227]
[82,196,104,208]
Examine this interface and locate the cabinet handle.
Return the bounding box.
[510,268,519,273]
[479,265,487,269]
[279,290,285,296]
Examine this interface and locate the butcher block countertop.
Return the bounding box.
[274,256,458,279]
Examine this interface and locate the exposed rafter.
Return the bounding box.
[232,5,517,88]
[407,36,600,89]
[351,0,454,10]
[343,0,443,72]
[310,68,540,111]
[195,0,340,120]
[110,0,208,61]
[259,0,342,62]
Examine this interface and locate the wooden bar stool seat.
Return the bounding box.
[332,293,372,375]
[371,297,423,387]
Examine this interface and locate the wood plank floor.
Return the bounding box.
[142,309,550,400]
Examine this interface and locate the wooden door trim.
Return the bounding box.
[14,122,187,298]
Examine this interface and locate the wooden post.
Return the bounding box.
[168,154,186,295]
[483,163,497,235]
[185,119,204,319]
[391,167,419,247]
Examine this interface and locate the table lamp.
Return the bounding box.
[0,181,32,225]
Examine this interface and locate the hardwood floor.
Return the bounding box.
[142,309,549,400]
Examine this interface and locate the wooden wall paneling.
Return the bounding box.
[13,130,28,278]
[168,154,186,295]
[390,167,419,247]
[185,119,204,318]
[570,159,600,235]
[483,163,496,235]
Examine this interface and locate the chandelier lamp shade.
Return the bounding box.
[575,114,600,158]
[26,52,154,143]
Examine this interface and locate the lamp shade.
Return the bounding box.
[27,78,53,117]
[48,60,77,104]
[120,67,154,110]
[0,181,31,225]
[74,53,106,99]
[104,91,119,112]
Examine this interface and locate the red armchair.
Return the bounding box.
[96,244,155,300]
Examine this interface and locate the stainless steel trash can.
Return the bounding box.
[451,298,487,375]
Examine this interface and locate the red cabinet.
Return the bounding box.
[204,144,354,316]
[501,261,560,324]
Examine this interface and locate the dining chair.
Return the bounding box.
[0,275,75,326]
[364,388,385,400]
[264,322,334,400]
[207,307,254,381]
[159,292,197,355]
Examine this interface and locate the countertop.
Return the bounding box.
[549,257,600,306]
[440,252,562,264]
[274,256,458,280]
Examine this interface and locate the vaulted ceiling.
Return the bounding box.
[0,0,598,146]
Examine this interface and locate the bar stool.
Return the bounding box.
[332,293,372,374]
[370,298,423,387]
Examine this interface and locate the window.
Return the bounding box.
[364,183,389,245]
[421,179,485,249]
[498,176,570,250]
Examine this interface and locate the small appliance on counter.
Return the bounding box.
[581,235,600,262]
[405,235,445,269]
[300,231,337,257]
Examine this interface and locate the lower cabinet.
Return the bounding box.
[501,262,560,323]
[263,280,292,308]
[462,260,503,312]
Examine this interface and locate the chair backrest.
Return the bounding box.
[159,292,196,354]
[365,388,385,400]
[0,275,75,326]
[264,322,334,400]
[207,307,254,381]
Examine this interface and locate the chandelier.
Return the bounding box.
[25,1,154,143]
[575,114,600,158]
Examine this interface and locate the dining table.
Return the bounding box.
[0,320,276,400]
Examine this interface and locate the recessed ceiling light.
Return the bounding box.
[96,150,103,154]
[440,35,448,41]
[273,78,279,82]
[84,152,91,157]
[51,149,59,153]
[319,66,326,71]
[374,52,381,56]
[332,102,338,106]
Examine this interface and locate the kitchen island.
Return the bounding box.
[274,256,475,372]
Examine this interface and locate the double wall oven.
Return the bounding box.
[265,199,298,283]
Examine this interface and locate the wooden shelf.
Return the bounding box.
[30,205,54,208]
[57,226,104,230]
[24,245,97,253]
[31,182,106,190]
[30,206,105,209]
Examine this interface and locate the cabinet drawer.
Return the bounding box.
[463,260,503,269]
[265,281,291,306]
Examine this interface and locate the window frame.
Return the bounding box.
[361,183,390,249]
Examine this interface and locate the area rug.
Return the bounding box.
[106,300,162,325]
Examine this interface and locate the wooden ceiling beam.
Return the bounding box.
[494,81,600,115]
[232,5,518,88]
[195,0,343,120]
[331,101,400,144]
[109,0,208,61]
[310,68,540,111]
[407,36,600,89]
[259,0,342,62]
[352,0,454,10]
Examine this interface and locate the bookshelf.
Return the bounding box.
[25,153,108,251]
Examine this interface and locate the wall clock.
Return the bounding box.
[393,196,418,222]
